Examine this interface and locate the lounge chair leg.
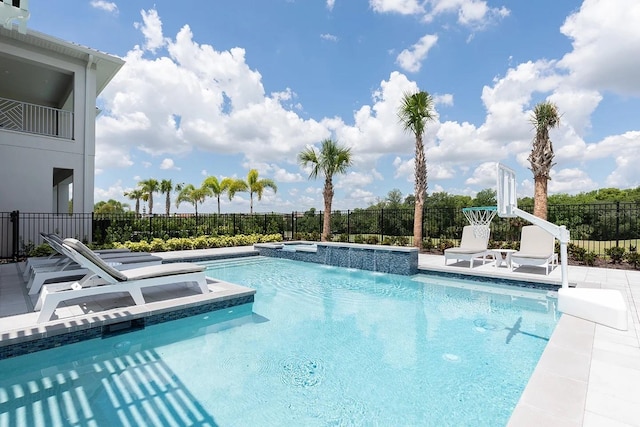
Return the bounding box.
[129,288,146,305]
[36,296,57,323]
[196,278,209,294]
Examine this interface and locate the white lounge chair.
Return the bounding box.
[22,233,130,280]
[26,234,163,295]
[510,225,558,275]
[34,238,210,323]
[444,225,490,268]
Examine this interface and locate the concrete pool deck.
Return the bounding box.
[0,247,638,426]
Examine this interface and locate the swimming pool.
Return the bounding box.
[0,257,558,426]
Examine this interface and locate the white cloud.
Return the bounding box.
[369,0,424,15]
[335,170,380,189]
[424,0,509,28]
[584,131,640,188]
[90,1,118,14]
[95,180,126,203]
[327,0,336,11]
[272,166,304,183]
[320,33,338,42]
[558,0,640,96]
[395,34,438,73]
[434,93,454,107]
[464,162,497,187]
[159,158,180,170]
[549,168,598,194]
[133,9,167,53]
[371,0,509,29]
[97,10,330,173]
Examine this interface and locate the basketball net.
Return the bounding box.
[463,207,497,239]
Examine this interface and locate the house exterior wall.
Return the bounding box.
[0,35,95,213]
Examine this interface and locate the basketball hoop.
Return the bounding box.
[462,206,497,239]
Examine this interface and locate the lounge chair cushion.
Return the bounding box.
[63,238,128,281]
[122,263,204,281]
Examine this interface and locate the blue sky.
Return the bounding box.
[27,0,640,213]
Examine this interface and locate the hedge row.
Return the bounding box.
[113,233,283,252]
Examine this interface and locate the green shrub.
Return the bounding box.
[28,243,54,257]
[381,237,393,246]
[604,246,625,264]
[625,251,640,269]
[583,251,598,266]
[365,235,379,245]
[336,234,350,243]
[395,236,409,246]
[353,234,364,244]
[124,240,151,253]
[112,233,282,253]
[438,239,455,252]
[422,237,435,251]
[149,238,166,252]
[569,244,587,262]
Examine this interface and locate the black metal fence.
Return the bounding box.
[2,202,639,260]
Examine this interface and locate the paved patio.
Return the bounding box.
[0,247,638,426]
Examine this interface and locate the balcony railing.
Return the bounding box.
[0,96,74,140]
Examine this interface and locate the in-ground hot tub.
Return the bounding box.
[254,241,418,275]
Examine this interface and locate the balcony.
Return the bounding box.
[0,96,73,140]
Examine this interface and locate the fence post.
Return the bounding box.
[347,210,351,242]
[380,208,384,243]
[291,212,295,239]
[10,210,19,261]
[616,201,620,247]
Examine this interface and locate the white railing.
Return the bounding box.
[0,96,74,139]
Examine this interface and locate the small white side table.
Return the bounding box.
[490,249,517,269]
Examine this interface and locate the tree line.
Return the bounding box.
[113,169,278,216]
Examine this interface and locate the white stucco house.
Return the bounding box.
[0,1,124,214]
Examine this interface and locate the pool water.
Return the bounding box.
[0,257,558,426]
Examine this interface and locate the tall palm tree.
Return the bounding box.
[124,188,144,216]
[202,176,233,215]
[398,90,435,248]
[248,169,278,214]
[227,169,278,213]
[223,177,248,204]
[298,138,352,242]
[529,101,560,220]
[138,178,160,215]
[175,183,212,215]
[160,179,173,215]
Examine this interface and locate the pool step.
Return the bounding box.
[558,288,628,330]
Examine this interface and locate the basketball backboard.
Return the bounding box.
[496,163,517,218]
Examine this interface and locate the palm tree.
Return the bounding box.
[248,169,278,214]
[138,178,160,215]
[398,90,435,248]
[202,176,231,215]
[298,138,352,242]
[234,169,278,214]
[160,179,173,215]
[124,189,144,216]
[529,101,560,220]
[175,183,211,215]
[222,177,248,205]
